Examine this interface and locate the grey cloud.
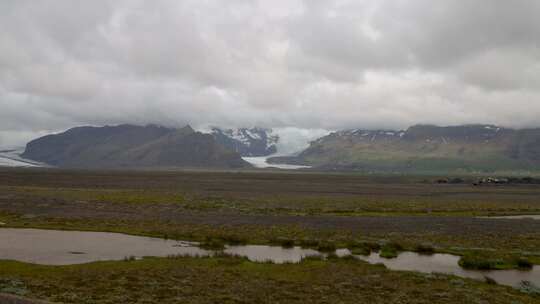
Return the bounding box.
[1,0,540,147]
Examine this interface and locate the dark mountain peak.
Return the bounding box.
[181,124,195,133]
[22,124,250,169]
[173,125,195,136]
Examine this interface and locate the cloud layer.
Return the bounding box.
[1,0,540,146]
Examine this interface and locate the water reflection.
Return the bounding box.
[225,245,320,263]
[356,251,540,287]
[0,228,538,288]
[0,228,208,265]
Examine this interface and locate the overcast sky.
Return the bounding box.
[1,0,540,147]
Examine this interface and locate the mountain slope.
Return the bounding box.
[22,124,250,169]
[269,124,540,173]
[211,127,278,157]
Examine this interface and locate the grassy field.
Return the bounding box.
[0,168,539,302]
[2,169,540,216]
[0,255,538,304]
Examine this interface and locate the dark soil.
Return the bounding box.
[1,168,539,237]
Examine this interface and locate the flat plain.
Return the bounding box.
[0,168,539,303]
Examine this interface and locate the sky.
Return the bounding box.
[1,0,540,147]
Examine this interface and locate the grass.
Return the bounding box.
[519,281,540,296]
[458,253,534,270]
[1,169,540,302]
[459,255,507,270]
[316,241,336,252]
[347,241,380,256]
[270,237,295,248]
[199,238,226,250]
[484,276,498,285]
[1,186,186,205]
[3,171,540,217]
[0,278,29,296]
[350,247,371,256]
[1,211,539,270]
[379,242,403,259]
[517,257,534,269]
[414,243,436,255]
[0,255,537,304]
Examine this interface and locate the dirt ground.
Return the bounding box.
[1,168,540,303]
[0,293,49,304]
[1,168,540,242]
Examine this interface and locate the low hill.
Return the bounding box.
[269,124,540,173]
[22,124,250,169]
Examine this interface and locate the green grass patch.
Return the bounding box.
[199,238,226,250]
[414,243,436,255]
[0,256,537,304]
[379,242,403,259]
[459,253,534,270]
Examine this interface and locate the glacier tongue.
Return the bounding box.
[0,148,46,167]
[242,156,311,170]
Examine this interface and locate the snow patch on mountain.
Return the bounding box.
[209,127,279,157]
[198,126,330,157]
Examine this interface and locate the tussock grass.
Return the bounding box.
[379,241,403,259]
[1,256,536,304]
[458,253,534,270]
[199,238,226,250]
[316,241,336,252]
[414,243,436,255]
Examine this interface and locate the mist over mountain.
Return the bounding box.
[269,124,540,173]
[2,1,540,148]
[2,2,540,302]
[22,124,250,169]
[16,122,540,173]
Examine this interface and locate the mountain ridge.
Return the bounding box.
[268,124,540,173]
[22,124,250,169]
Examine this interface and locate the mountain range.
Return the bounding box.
[21,124,250,169]
[269,124,540,173]
[17,123,540,173]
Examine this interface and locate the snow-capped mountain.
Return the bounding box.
[211,127,279,157]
